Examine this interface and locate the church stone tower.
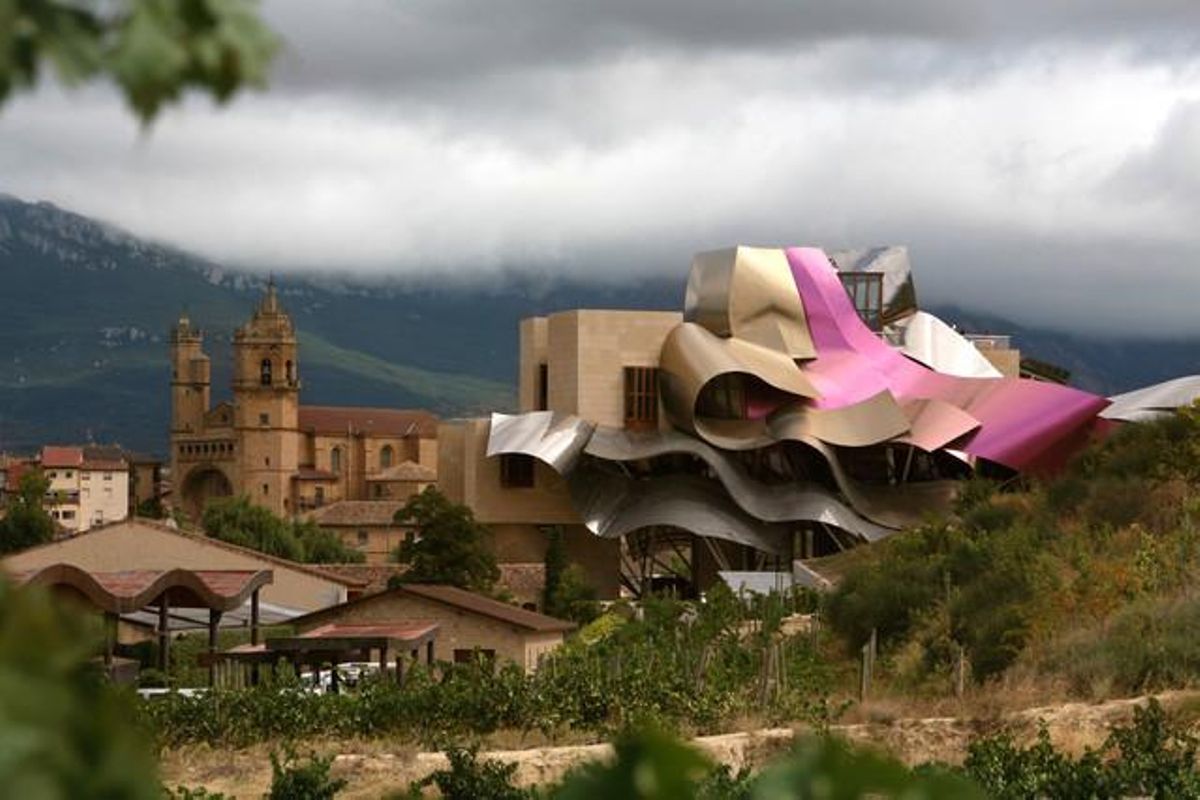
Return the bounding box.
[232,280,301,516]
[170,314,211,434]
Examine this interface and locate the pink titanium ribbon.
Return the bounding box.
[783,247,1109,471]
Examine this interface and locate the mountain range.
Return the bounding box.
[1,193,1197,456]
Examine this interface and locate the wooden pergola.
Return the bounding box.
[211,621,439,691]
[11,563,273,685]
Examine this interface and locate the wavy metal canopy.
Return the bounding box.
[585,426,893,541]
[567,463,790,555]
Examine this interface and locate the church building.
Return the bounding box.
[169,283,438,520]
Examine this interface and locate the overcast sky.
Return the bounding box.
[3,1,1200,335]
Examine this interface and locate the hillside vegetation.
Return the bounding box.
[826,403,1200,699]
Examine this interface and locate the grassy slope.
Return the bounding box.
[824,407,1200,702]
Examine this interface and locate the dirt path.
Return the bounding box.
[159,690,1200,797]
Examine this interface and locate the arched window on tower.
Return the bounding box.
[286,360,295,385]
[331,446,342,474]
[380,445,394,470]
[260,358,272,386]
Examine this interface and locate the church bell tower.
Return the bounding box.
[233,280,301,516]
[170,313,211,435]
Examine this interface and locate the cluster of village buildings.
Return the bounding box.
[0,253,1034,681]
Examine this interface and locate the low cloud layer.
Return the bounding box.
[2,1,1200,335]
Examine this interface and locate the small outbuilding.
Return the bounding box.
[2,518,365,615]
[286,583,576,672]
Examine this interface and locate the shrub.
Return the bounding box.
[1036,594,1200,696]
[268,747,347,800]
[406,747,533,800]
[961,699,1200,798]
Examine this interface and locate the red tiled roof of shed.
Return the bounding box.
[41,446,83,468]
[288,582,576,633]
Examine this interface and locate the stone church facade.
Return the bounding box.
[169,283,437,520]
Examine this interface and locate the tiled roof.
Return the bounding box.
[289,582,576,633]
[40,445,129,471]
[299,406,438,438]
[368,461,436,482]
[41,446,83,468]
[4,518,369,587]
[298,621,439,642]
[81,446,128,470]
[309,501,407,527]
[2,459,35,491]
[398,584,576,632]
[9,565,272,613]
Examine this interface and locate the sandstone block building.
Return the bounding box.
[169,283,437,520]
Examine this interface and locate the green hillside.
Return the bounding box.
[0,195,518,453]
[3,192,1200,456]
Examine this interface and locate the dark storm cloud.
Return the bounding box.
[2,2,1199,336]
[262,0,1200,97]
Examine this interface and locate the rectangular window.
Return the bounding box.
[259,412,270,426]
[357,529,369,545]
[536,363,549,411]
[62,510,75,520]
[103,472,112,481]
[838,272,884,332]
[623,366,659,430]
[81,472,90,481]
[499,454,535,488]
[262,483,269,495]
[314,486,325,506]
[453,648,496,665]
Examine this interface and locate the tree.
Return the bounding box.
[1,0,278,123]
[0,469,55,554]
[203,495,303,560]
[541,527,599,623]
[201,495,363,564]
[294,519,364,565]
[391,487,499,592]
[0,578,161,797]
[541,525,567,611]
[548,564,600,624]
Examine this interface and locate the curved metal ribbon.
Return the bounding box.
[893,311,1003,379]
[567,461,791,555]
[1102,376,1200,423]
[685,246,816,358]
[585,425,894,541]
[486,411,595,474]
[784,246,1110,471]
[659,322,819,450]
